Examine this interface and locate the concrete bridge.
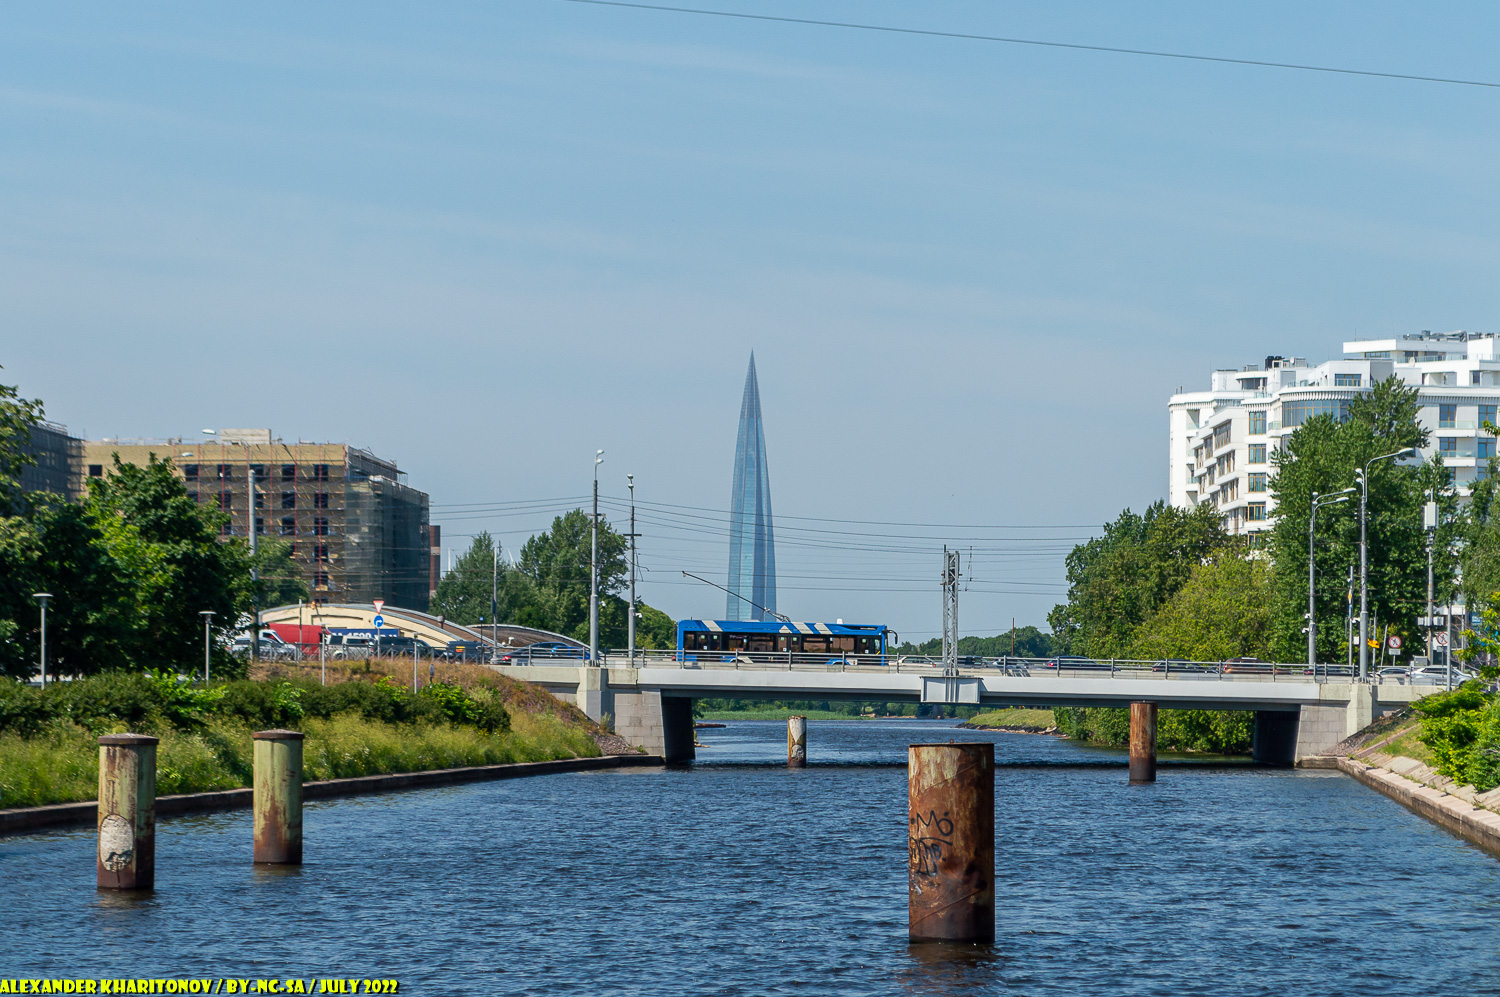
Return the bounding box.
[491,654,1425,765]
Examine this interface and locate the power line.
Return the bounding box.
[553,0,1500,90]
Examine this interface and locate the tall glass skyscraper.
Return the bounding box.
[727,354,777,621]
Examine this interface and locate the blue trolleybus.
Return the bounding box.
[675,619,892,665]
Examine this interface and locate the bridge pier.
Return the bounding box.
[661,697,696,764]
[787,715,807,767]
[1129,702,1157,784]
[1252,711,1299,766]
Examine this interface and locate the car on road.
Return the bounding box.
[498,641,590,663]
[231,629,299,661]
[443,640,491,662]
[1375,666,1411,684]
[1045,655,1111,671]
[1221,657,1272,674]
[1410,665,1477,685]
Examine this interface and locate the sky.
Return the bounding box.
[4,1,1500,640]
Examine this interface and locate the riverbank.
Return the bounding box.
[0,752,664,835]
[0,665,615,808]
[959,707,1059,734]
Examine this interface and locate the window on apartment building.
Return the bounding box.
[1333,373,1362,387]
[1440,437,1459,454]
[215,464,232,479]
[1212,422,1232,448]
[1227,480,1238,501]
[183,464,199,480]
[251,464,267,482]
[1440,404,1457,428]
[1474,372,1483,386]
[1483,405,1497,427]
[314,491,329,509]
[89,464,103,477]
[220,520,232,536]
[1481,438,1496,460]
[313,517,329,536]
[1248,473,1267,492]
[281,491,295,509]
[281,464,295,481]
[1443,467,1456,486]
[1247,411,1267,434]
[253,491,265,510]
[1247,503,1267,521]
[254,517,264,535]
[313,571,329,589]
[1281,399,1350,428]
[1220,452,1235,473]
[1479,466,1491,483]
[312,464,330,482]
[316,543,330,562]
[218,490,233,510]
[1247,444,1267,463]
[280,517,296,536]
[186,490,198,503]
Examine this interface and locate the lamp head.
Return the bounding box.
[32,592,52,602]
[595,449,605,465]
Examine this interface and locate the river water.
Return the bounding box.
[5,719,1499,996]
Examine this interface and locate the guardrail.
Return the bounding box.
[583,650,1442,684]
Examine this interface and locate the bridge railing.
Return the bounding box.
[591,649,1389,683]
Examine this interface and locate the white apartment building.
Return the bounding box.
[1168,330,1500,535]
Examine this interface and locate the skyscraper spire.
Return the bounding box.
[727,353,777,621]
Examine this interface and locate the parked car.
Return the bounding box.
[369,635,435,657]
[1410,665,1477,685]
[1375,666,1411,684]
[326,635,371,660]
[231,631,300,661]
[443,640,491,662]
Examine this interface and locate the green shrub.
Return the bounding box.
[0,680,51,736]
[1417,684,1500,791]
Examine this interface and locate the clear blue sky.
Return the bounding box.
[4,2,1499,640]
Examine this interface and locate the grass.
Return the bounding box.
[966,708,1057,730]
[0,663,603,808]
[1378,728,1438,767]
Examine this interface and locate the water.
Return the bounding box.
[5,719,1500,996]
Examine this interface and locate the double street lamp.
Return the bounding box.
[1355,448,1418,681]
[200,610,216,684]
[589,449,604,666]
[1308,489,1355,667]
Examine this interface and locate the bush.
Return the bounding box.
[1417,683,1500,791]
[1054,705,1253,754]
[0,680,50,736]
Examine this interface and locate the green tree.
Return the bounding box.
[252,536,309,608]
[0,369,43,515]
[1128,555,1274,662]
[84,455,252,673]
[1047,501,1230,657]
[1268,375,1453,663]
[430,532,544,627]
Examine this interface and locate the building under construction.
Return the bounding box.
[81,428,436,610]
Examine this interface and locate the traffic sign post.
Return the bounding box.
[1433,632,1449,648]
[372,614,385,629]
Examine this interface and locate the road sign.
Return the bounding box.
[1434,632,1450,648]
[372,614,385,628]
[1418,615,1447,628]
[373,599,385,614]
[1387,635,1403,651]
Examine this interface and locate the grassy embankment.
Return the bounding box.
[965,708,1057,731]
[0,657,603,808]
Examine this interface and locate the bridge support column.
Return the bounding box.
[1129,702,1157,784]
[661,697,696,764]
[1252,711,1298,767]
[575,667,608,723]
[908,742,994,942]
[97,733,158,891]
[1346,683,1375,736]
[787,716,807,768]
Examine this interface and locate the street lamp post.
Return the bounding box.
[1308,489,1354,669]
[627,473,636,665]
[199,611,216,683]
[32,593,52,687]
[590,450,604,666]
[1356,448,1417,681]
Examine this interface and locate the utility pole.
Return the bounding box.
[1424,496,1438,674]
[248,451,259,663]
[627,474,637,665]
[1346,565,1355,672]
[1357,448,1414,681]
[941,547,960,675]
[590,449,604,665]
[490,539,499,665]
[1309,490,1353,668]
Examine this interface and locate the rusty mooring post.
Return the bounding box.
[787,715,807,767]
[1129,701,1157,784]
[253,729,305,864]
[97,733,158,890]
[908,742,994,942]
